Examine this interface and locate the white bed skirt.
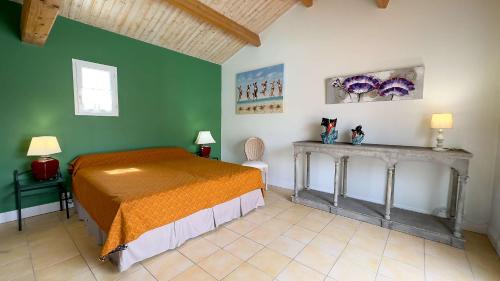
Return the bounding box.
[75,189,265,271]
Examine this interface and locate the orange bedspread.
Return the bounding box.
[72,147,264,257]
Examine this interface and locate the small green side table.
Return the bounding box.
[13,169,70,231]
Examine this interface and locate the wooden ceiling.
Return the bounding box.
[59,0,299,64]
[19,0,391,64]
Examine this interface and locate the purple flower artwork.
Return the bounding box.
[326,66,424,104]
[378,78,415,100]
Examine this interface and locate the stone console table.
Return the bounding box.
[292,141,472,248]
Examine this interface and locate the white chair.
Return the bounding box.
[242,137,268,190]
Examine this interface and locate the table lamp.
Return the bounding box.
[27,136,62,180]
[431,113,453,151]
[195,131,215,158]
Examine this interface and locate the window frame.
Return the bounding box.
[72,59,119,117]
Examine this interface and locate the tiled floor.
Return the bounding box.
[1,187,499,281]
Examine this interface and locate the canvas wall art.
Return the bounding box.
[325,66,425,104]
[236,64,284,114]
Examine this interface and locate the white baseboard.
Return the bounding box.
[0,196,73,224]
[462,221,488,234]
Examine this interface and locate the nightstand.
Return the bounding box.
[13,169,69,231]
[191,152,219,160]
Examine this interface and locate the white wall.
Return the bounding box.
[489,126,500,254]
[222,0,500,233]
[487,1,500,250]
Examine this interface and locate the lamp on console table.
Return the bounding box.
[27,136,62,181]
[195,131,216,158]
[431,113,453,151]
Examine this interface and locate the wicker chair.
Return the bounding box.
[242,137,268,190]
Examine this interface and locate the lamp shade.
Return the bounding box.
[431,113,453,129]
[195,131,216,145]
[27,136,62,156]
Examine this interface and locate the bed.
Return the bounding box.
[71,147,265,271]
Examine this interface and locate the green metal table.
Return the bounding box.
[13,169,69,231]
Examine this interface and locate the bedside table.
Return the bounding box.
[13,169,69,231]
[191,152,219,160]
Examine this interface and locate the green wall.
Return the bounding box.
[0,1,221,213]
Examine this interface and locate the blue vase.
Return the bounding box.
[352,135,364,145]
[321,130,338,144]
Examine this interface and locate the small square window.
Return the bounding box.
[72,59,119,116]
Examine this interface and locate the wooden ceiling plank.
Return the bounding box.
[151,8,178,45]
[242,0,272,29]
[187,24,225,60]
[74,0,92,21]
[254,1,290,31]
[163,8,196,50]
[122,0,148,36]
[169,16,196,50]
[88,0,105,26]
[134,0,159,39]
[104,0,125,31]
[140,2,166,41]
[179,21,209,52]
[302,0,313,7]
[61,0,72,16]
[79,0,96,23]
[144,3,168,42]
[95,0,118,28]
[192,27,220,58]
[376,0,390,9]
[235,0,266,26]
[157,9,183,46]
[68,0,82,19]
[195,0,268,59]
[164,0,261,47]
[21,0,62,46]
[113,0,135,33]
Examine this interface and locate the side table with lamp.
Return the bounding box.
[290,113,472,248]
[14,136,69,231]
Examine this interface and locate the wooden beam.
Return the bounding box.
[376,0,390,9]
[165,0,261,47]
[302,0,313,7]
[20,0,61,46]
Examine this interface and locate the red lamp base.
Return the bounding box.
[31,157,59,181]
[199,145,211,158]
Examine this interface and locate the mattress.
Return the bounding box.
[71,147,264,257]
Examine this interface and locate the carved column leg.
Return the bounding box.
[391,165,396,207]
[449,168,459,218]
[385,165,395,220]
[305,152,311,190]
[341,157,349,196]
[334,160,341,207]
[454,175,468,238]
[294,153,299,198]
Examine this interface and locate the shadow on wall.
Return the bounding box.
[339,130,352,143]
[232,138,248,161]
[306,121,321,140]
[2,4,19,40]
[16,137,32,159]
[0,183,14,212]
[420,115,435,147]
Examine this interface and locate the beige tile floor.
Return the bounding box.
[1,187,499,281]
